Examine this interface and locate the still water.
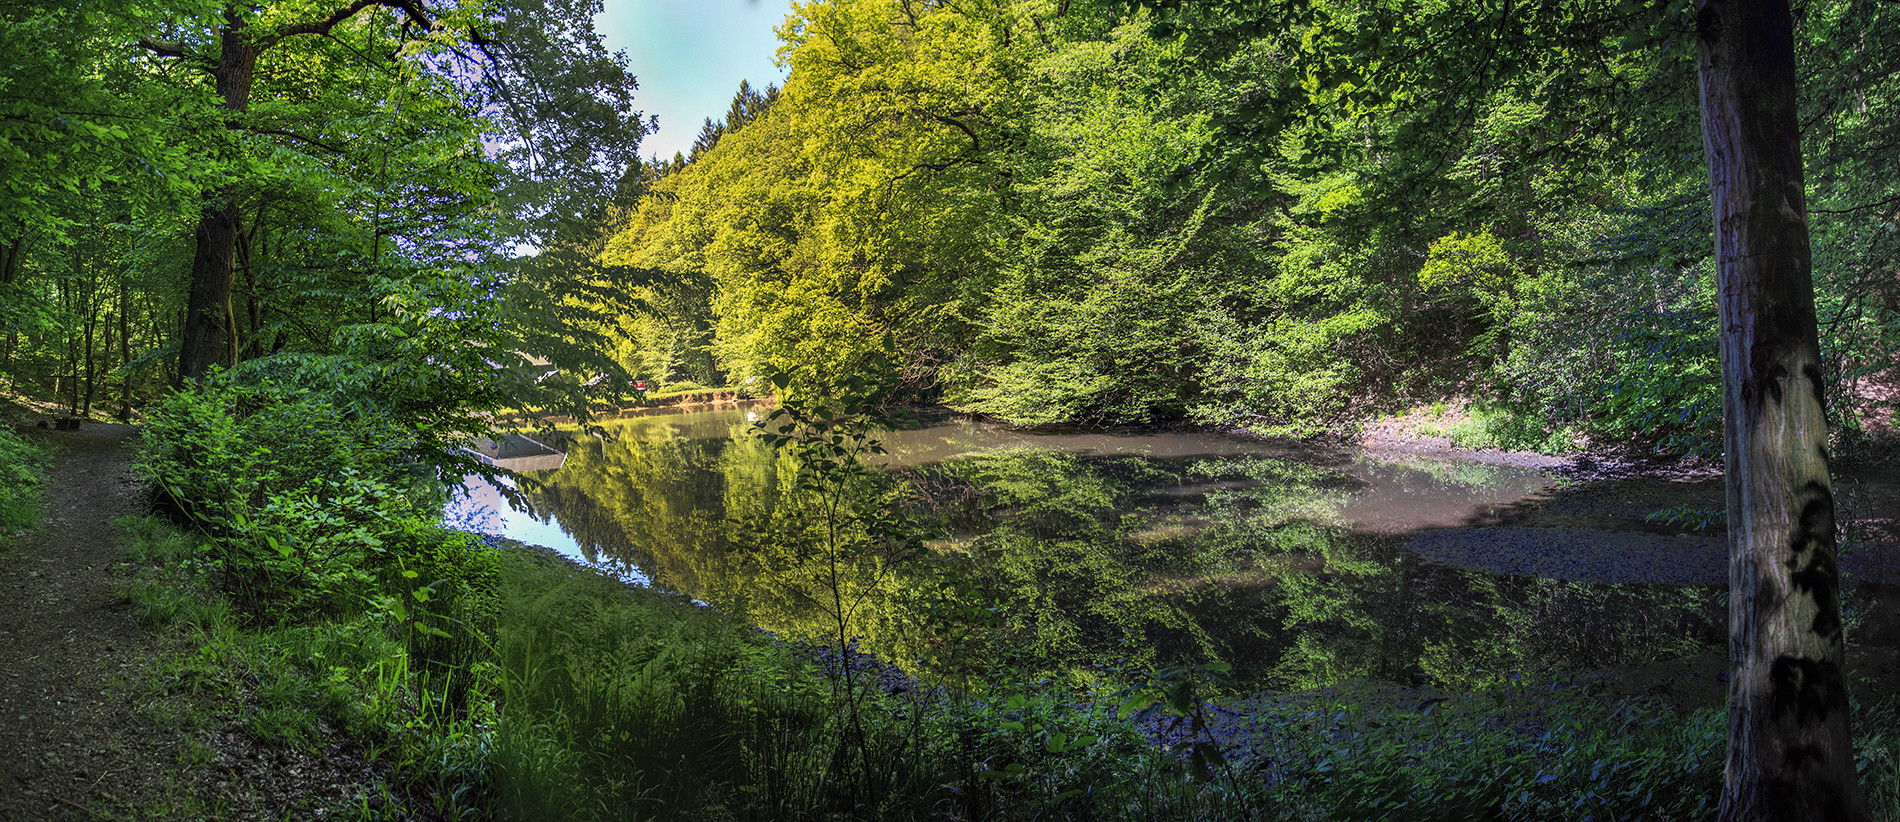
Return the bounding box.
[446,407,1723,690]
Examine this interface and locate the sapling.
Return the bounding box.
[751,361,922,812]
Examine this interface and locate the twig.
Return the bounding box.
[1810,193,1900,215]
[50,795,92,815]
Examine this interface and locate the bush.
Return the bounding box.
[0,425,49,537]
[1411,401,1579,455]
[137,376,444,614]
[121,515,491,818]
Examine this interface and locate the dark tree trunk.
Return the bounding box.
[82,282,97,417]
[0,237,21,286]
[119,275,132,418]
[179,199,242,381]
[176,13,257,384]
[1695,0,1870,818]
[2,237,21,381]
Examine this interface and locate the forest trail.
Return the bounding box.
[0,425,178,821]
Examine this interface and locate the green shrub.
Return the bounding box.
[122,514,490,818]
[0,425,49,537]
[138,376,444,614]
[1860,699,1900,822]
[1259,696,1724,820]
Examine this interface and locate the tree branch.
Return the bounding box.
[244,125,346,154]
[1810,193,1900,215]
[268,0,434,48]
[137,36,193,59]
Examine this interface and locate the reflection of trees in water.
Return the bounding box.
[529,482,648,572]
[516,421,1723,692]
[522,423,772,603]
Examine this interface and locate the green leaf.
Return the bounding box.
[1118,691,1161,719]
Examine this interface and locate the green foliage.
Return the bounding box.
[490,548,827,819]
[749,364,929,807]
[1406,402,1580,455]
[1860,699,1900,822]
[138,377,423,612]
[375,520,501,716]
[581,0,1900,456]
[121,515,491,819]
[0,426,49,537]
[1644,504,1726,531]
[1249,692,1728,821]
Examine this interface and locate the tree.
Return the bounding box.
[1127,0,1870,814]
[1695,1,1866,817]
[142,0,645,385]
[139,0,458,383]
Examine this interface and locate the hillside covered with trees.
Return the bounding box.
[593,0,1898,455]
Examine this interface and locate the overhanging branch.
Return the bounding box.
[267,0,435,49]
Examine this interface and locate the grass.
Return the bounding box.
[120,516,487,821]
[482,537,1896,821]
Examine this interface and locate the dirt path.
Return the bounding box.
[0,425,181,821]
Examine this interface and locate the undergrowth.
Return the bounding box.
[122,515,490,820]
[1402,401,1580,455]
[122,514,1900,821]
[0,425,50,540]
[122,375,1900,820]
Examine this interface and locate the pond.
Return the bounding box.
[445,407,1740,692]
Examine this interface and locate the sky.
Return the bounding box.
[594,0,797,163]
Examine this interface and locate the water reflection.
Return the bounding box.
[446,407,1722,691]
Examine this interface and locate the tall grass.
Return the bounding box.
[487,543,1900,822]
[121,515,491,819]
[490,547,836,819]
[124,512,1900,820]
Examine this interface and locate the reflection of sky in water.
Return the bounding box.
[445,474,652,586]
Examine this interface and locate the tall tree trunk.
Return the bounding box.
[180,199,242,381]
[119,274,132,418]
[1696,0,1870,818]
[177,11,257,384]
[0,237,21,286]
[240,219,264,360]
[82,282,97,418]
[62,283,76,415]
[1,237,19,383]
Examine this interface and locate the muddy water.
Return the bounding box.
[445,408,1750,690]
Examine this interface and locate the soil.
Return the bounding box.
[0,424,180,821]
[0,425,386,822]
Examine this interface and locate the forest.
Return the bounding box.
[2,0,1898,819]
